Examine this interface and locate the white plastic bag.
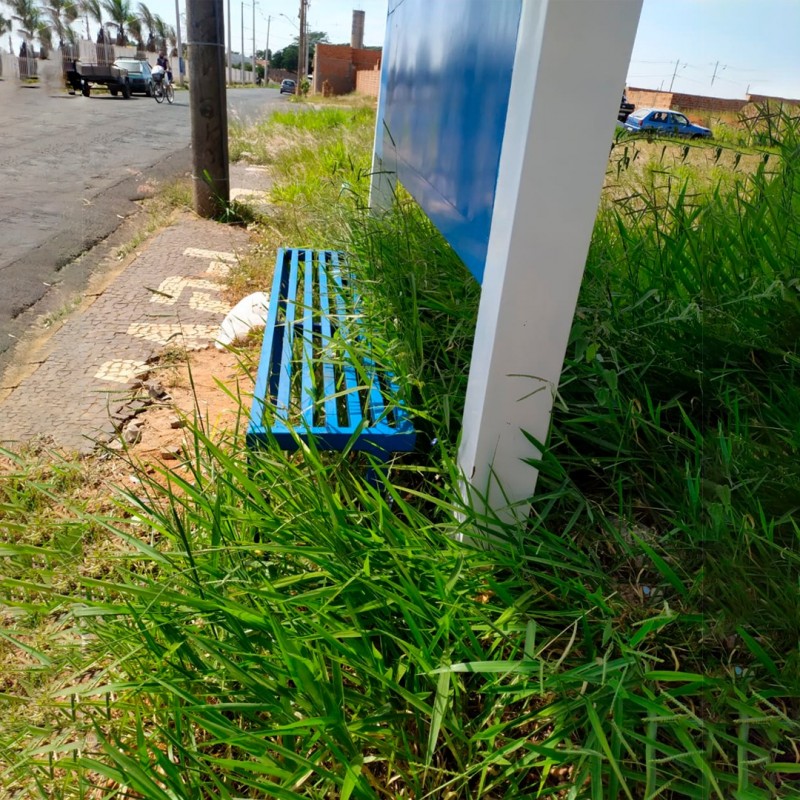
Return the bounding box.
[215,291,269,350]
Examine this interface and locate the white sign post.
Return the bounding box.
[457,0,642,524]
[371,0,643,525]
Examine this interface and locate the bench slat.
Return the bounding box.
[330,251,363,429]
[344,263,385,427]
[249,247,285,444]
[317,253,340,426]
[301,249,315,430]
[247,248,417,461]
[275,249,300,418]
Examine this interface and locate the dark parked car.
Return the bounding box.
[623,108,712,139]
[280,79,296,95]
[113,58,154,96]
[618,92,635,122]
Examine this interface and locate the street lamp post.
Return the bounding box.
[237,0,257,85]
[264,14,270,84]
[174,0,184,84]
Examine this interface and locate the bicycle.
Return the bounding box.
[153,71,174,104]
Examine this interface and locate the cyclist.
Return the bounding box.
[156,52,172,85]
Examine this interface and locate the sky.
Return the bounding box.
[188,0,390,59]
[627,0,800,99]
[5,0,800,101]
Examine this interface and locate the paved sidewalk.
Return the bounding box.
[0,213,252,455]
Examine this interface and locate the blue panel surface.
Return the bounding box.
[381,0,522,283]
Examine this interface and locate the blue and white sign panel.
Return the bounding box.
[381,0,522,283]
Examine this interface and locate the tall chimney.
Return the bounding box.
[351,9,365,50]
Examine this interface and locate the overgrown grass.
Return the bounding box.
[113,175,194,260]
[2,104,799,798]
[224,104,377,300]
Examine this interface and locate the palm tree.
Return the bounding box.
[80,0,104,41]
[43,0,79,48]
[153,16,177,50]
[137,1,155,51]
[0,12,13,38]
[36,18,52,54]
[101,0,130,45]
[9,0,42,52]
[0,13,12,65]
[126,12,142,49]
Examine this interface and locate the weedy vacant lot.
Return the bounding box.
[1,101,799,799]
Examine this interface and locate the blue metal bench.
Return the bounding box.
[246,248,416,465]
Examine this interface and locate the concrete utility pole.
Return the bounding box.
[226,0,232,84]
[251,1,255,83]
[304,0,309,79]
[174,0,184,84]
[297,0,306,87]
[303,5,309,81]
[186,0,229,217]
[240,1,244,84]
[265,14,270,83]
[668,58,680,93]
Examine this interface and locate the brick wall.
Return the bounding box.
[352,49,380,71]
[671,91,748,113]
[267,67,296,84]
[626,86,799,116]
[313,43,381,95]
[313,44,353,94]
[355,66,380,97]
[747,93,800,106]
[625,87,674,111]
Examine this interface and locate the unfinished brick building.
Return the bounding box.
[312,43,381,96]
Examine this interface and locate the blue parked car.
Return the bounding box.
[113,58,155,96]
[623,108,712,139]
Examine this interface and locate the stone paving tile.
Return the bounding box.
[0,213,252,455]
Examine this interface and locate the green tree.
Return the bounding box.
[101,0,131,45]
[272,31,327,74]
[0,12,14,38]
[9,0,42,51]
[286,31,329,75]
[80,0,105,41]
[272,43,297,71]
[137,1,155,50]
[43,0,79,48]
[304,30,326,73]
[152,14,173,54]
[126,12,142,48]
[305,30,327,48]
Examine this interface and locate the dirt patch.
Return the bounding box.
[120,344,255,468]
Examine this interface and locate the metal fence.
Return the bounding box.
[18,56,37,79]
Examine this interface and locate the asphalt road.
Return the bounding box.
[0,78,286,363]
